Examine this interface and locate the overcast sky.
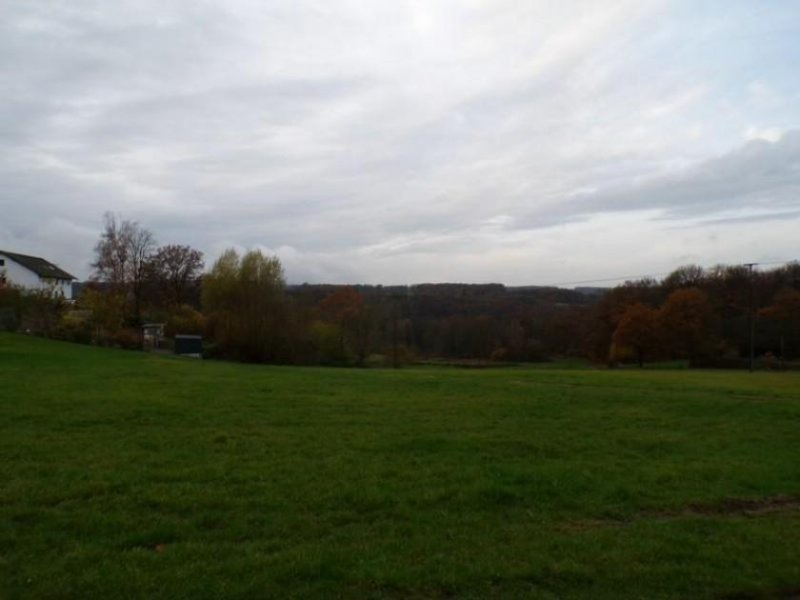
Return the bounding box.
[2,1,799,285]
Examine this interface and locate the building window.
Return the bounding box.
[0,259,4,266]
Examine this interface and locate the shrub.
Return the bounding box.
[490,346,508,362]
[0,306,18,331]
[165,304,206,337]
[53,314,93,345]
[311,321,353,365]
[381,343,416,367]
[112,328,142,350]
[364,353,388,368]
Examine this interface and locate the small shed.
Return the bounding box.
[142,323,165,350]
[174,334,202,358]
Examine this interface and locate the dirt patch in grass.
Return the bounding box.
[720,585,800,599]
[563,495,800,532]
[683,495,800,517]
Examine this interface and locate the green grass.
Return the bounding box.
[1,333,799,599]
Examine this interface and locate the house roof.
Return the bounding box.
[0,250,76,281]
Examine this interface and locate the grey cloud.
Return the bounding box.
[673,209,800,228]
[513,131,800,229]
[629,133,800,216]
[2,1,800,284]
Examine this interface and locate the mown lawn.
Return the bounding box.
[1,333,799,599]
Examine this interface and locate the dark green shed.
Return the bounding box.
[174,335,202,357]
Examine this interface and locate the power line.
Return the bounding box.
[546,272,671,287]
[543,258,799,288]
[753,259,799,267]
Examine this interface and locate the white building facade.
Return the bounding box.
[0,251,75,299]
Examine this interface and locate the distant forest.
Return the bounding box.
[2,215,799,368]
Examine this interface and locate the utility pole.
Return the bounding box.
[745,262,757,372]
[392,300,398,369]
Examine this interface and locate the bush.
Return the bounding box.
[201,342,220,360]
[364,353,388,368]
[112,328,142,350]
[0,306,17,331]
[165,305,206,337]
[7,289,66,336]
[524,338,548,362]
[311,321,353,365]
[53,318,92,345]
[490,346,508,362]
[381,343,416,367]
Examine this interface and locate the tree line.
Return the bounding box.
[585,264,800,368]
[1,215,798,368]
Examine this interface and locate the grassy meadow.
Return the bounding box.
[1,333,799,598]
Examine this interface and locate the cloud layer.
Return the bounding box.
[2,0,799,284]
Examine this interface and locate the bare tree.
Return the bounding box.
[91,213,129,290]
[129,225,155,320]
[150,244,204,306]
[92,213,155,321]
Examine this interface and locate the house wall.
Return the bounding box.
[0,254,73,299]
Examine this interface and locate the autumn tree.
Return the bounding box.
[318,286,370,365]
[659,287,714,362]
[759,288,800,360]
[202,248,290,362]
[611,303,660,367]
[80,284,127,341]
[586,278,659,363]
[760,288,800,321]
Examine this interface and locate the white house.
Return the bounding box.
[0,250,76,299]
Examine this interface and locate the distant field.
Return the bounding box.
[1,333,799,599]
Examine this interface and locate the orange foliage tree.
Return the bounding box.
[659,287,714,362]
[319,287,369,364]
[759,289,800,359]
[612,303,660,367]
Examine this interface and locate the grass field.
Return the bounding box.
[1,333,799,599]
